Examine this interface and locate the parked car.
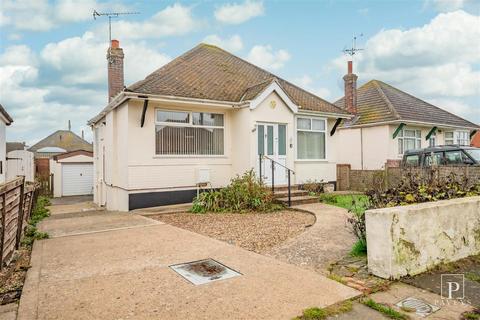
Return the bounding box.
[402,145,480,167]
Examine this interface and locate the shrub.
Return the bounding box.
[302,179,325,194]
[345,170,480,255]
[191,170,282,213]
[367,171,480,209]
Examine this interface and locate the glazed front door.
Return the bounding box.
[257,123,287,185]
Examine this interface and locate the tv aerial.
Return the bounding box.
[93,10,140,45]
[343,34,364,57]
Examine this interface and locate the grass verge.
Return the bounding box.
[318,194,369,211]
[293,300,353,320]
[362,299,409,320]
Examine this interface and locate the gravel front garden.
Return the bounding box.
[150,210,315,253]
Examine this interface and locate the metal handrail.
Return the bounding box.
[258,154,295,207]
[262,155,295,174]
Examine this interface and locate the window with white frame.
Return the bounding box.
[445,131,469,146]
[445,131,454,145]
[429,132,437,147]
[296,117,326,160]
[455,131,469,146]
[398,128,421,154]
[155,109,224,155]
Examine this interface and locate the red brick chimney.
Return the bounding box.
[343,61,358,114]
[107,39,124,101]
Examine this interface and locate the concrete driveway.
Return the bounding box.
[19,206,359,320]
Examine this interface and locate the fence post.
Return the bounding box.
[15,177,26,249]
[50,173,54,197]
[0,193,6,270]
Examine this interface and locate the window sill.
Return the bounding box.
[294,159,329,162]
[152,155,228,159]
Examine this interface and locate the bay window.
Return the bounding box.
[296,117,326,160]
[155,109,224,155]
[398,128,421,154]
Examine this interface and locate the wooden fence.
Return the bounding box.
[337,164,480,191]
[36,173,53,197]
[0,177,39,269]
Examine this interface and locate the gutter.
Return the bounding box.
[338,119,480,131]
[88,90,352,125]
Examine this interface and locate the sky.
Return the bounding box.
[0,0,479,145]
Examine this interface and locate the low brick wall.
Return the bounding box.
[365,196,480,279]
[337,165,480,191]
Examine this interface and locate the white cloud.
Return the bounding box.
[427,98,478,119]
[203,34,243,52]
[41,32,171,85]
[214,0,264,24]
[332,11,480,97]
[331,10,480,122]
[0,0,128,31]
[56,0,98,23]
[247,45,290,70]
[112,4,199,40]
[293,75,331,99]
[1,32,171,144]
[0,45,37,66]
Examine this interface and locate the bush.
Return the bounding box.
[191,170,282,213]
[345,170,480,254]
[367,171,480,209]
[302,179,325,194]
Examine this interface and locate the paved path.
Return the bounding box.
[268,203,356,274]
[19,204,359,320]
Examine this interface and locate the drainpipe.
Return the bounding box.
[360,127,364,170]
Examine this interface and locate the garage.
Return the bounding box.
[50,150,94,198]
[61,163,93,196]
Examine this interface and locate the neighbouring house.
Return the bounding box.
[28,128,93,176]
[0,104,14,183]
[88,41,351,211]
[50,150,94,197]
[6,142,26,153]
[471,131,480,148]
[335,61,479,169]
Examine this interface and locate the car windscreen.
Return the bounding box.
[465,149,480,162]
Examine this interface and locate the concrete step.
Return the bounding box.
[268,185,301,192]
[273,190,309,199]
[276,195,319,206]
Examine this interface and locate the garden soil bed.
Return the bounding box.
[150,210,315,253]
[0,248,31,305]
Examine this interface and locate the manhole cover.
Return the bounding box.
[395,297,440,317]
[170,258,241,285]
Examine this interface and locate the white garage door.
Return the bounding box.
[62,163,94,196]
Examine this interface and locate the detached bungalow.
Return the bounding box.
[335,62,479,169]
[89,41,350,211]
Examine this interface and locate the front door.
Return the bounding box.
[257,123,287,185]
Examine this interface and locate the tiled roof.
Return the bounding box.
[0,104,13,125]
[128,43,348,115]
[6,142,26,153]
[28,130,93,153]
[335,80,479,129]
